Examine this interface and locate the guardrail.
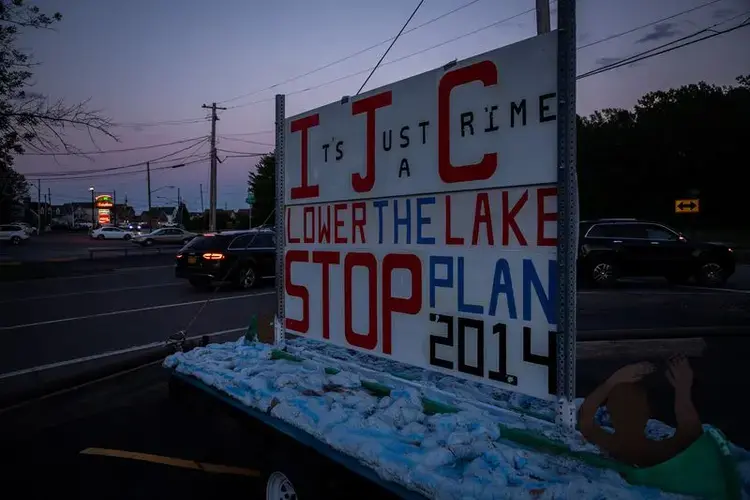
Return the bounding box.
[87,245,179,260]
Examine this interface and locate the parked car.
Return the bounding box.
[90,226,135,240]
[0,224,30,245]
[578,218,735,287]
[13,222,37,236]
[175,229,275,289]
[132,227,197,246]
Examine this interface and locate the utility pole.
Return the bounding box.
[202,102,226,231]
[199,183,204,213]
[177,187,181,225]
[535,0,551,34]
[113,190,117,226]
[37,179,41,235]
[146,161,152,212]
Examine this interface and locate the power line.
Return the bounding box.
[218,136,274,147]
[356,0,426,96]
[227,5,540,111]
[579,13,750,79]
[113,117,210,129]
[22,136,208,156]
[218,0,486,105]
[35,158,208,183]
[217,148,267,156]
[30,138,210,178]
[578,0,725,50]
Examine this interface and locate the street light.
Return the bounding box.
[89,186,95,227]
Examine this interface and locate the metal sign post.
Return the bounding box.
[274,94,286,348]
[555,0,578,433]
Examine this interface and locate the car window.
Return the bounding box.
[185,235,231,251]
[151,229,164,236]
[256,233,274,248]
[7,225,21,231]
[607,223,648,239]
[585,224,614,238]
[643,224,678,241]
[228,234,254,249]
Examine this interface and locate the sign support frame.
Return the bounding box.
[555,0,578,433]
[274,94,286,347]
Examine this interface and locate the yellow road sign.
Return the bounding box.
[675,199,699,214]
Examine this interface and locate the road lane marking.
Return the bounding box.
[0,291,274,331]
[677,285,750,294]
[0,327,246,380]
[80,448,260,477]
[0,282,183,304]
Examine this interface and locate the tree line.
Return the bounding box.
[249,75,749,234]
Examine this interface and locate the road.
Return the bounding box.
[0,231,179,262]
[0,262,748,376]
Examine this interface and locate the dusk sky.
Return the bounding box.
[13,0,750,213]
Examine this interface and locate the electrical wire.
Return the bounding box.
[578,14,750,80]
[22,136,209,156]
[218,0,486,105]
[578,0,725,50]
[356,0,426,96]
[30,138,210,178]
[227,5,540,111]
[35,157,209,183]
[217,148,267,156]
[218,136,274,147]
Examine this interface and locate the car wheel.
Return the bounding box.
[237,265,257,289]
[143,239,154,246]
[697,262,727,287]
[96,234,105,240]
[123,234,132,241]
[10,236,21,245]
[589,259,618,287]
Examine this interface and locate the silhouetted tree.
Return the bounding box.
[247,152,275,227]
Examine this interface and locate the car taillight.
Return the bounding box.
[176,254,184,258]
[202,253,225,260]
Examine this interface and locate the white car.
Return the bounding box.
[90,226,135,240]
[14,222,37,236]
[0,224,30,245]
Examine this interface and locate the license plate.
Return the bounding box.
[187,256,197,264]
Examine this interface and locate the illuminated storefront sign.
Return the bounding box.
[95,194,113,209]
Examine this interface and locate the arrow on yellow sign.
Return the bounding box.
[675,199,700,214]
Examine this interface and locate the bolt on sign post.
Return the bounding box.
[274,0,577,432]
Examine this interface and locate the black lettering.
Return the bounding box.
[460,112,474,137]
[335,141,344,161]
[457,317,484,377]
[418,121,429,144]
[510,100,527,128]
[429,313,454,369]
[539,93,556,122]
[382,130,392,151]
[399,126,410,148]
[398,158,410,178]
[322,143,330,162]
[523,327,557,395]
[484,105,499,133]
[488,323,517,385]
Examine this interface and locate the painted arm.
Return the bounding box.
[579,362,655,448]
[667,355,703,443]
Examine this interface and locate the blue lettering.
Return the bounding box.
[489,258,517,319]
[416,196,436,244]
[393,198,412,244]
[428,256,453,308]
[458,257,483,314]
[373,199,388,244]
[522,259,557,325]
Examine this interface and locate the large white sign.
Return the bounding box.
[283,32,559,401]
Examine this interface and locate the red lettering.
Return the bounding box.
[317,205,331,244]
[344,252,378,350]
[313,251,340,340]
[445,195,464,245]
[502,190,528,246]
[334,203,347,244]
[351,91,392,193]
[352,202,367,244]
[303,206,315,243]
[290,114,320,200]
[285,250,310,333]
[382,254,422,355]
[471,192,495,245]
[537,187,557,246]
[437,61,498,183]
[286,207,300,244]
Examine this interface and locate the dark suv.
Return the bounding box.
[175,229,276,289]
[578,219,735,287]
